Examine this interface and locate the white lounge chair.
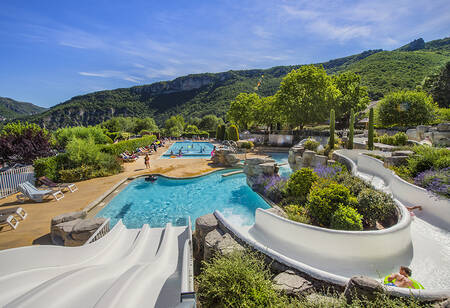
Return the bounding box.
[17,182,64,203]
[0,207,27,220]
[0,215,19,230]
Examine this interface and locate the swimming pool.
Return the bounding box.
[161,141,214,159]
[96,170,270,229]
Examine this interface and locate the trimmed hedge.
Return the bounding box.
[101,135,156,156]
[226,125,239,141]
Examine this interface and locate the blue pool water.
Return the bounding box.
[161,141,214,159]
[267,152,292,177]
[96,170,270,229]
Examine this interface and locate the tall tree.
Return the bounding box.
[227,93,260,130]
[251,95,280,132]
[276,65,340,129]
[422,62,450,108]
[368,108,374,150]
[164,115,185,137]
[332,72,370,126]
[348,109,355,149]
[329,109,335,150]
[199,114,224,131]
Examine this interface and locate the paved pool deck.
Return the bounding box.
[0,143,266,250]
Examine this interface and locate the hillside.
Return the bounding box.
[24,37,450,129]
[0,97,47,120]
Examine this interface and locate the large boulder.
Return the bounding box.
[51,218,83,245]
[343,276,384,303]
[384,155,409,167]
[194,214,219,259]
[406,128,418,141]
[211,148,240,166]
[204,228,224,261]
[215,233,244,256]
[437,123,450,132]
[273,270,314,297]
[51,211,86,226]
[70,217,108,242]
[50,216,108,246]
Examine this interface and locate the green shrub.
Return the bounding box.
[357,189,396,227]
[216,124,226,140]
[284,204,310,224]
[197,251,286,308]
[101,135,156,156]
[307,180,357,227]
[330,205,363,231]
[285,168,319,203]
[59,166,97,182]
[240,141,254,149]
[106,131,119,141]
[227,125,239,141]
[394,132,408,145]
[334,173,371,196]
[437,107,450,122]
[374,132,408,146]
[408,146,450,176]
[376,90,437,126]
[303,138,319,151]
[34,156,59,181]
[53,126,110,149]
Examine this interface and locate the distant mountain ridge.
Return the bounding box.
[0,97,47,120]
[16,37,450,129]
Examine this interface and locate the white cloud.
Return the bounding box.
[78,71,143,83]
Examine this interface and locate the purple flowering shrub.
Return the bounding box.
[414,167,449,198]
[250,174,287,203]
[314,163,345,179]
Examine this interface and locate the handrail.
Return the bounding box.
[180,217,195,303]
[84,218,111,245]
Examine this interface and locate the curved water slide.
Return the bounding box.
[0,221,194,308]
[216,149,450,299]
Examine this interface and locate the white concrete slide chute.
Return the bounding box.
[0,220,194,307]
[356,154,450,231]
[5,224,152,308]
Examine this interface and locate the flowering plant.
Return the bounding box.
[414,167,449,198]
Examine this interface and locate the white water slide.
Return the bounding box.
[216,149,450,299]
[0,221,195,308]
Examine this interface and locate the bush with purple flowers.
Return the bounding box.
[250,174,287,203]
[414,167,449,198]
[314,163,345,179]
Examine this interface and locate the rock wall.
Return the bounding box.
[288,146,331,171]
[211,148,240,167]
[406,123,450,146]
[50,211,108,246]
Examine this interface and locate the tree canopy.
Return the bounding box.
[332,72,370,125]
[422,61,450,108]
[227,93,260,130]
[376,90,437,126]
[164,115,185,137]
[275,65,341,128]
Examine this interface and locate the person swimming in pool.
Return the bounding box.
[385,266,415,289]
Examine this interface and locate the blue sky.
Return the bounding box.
[0,0,449,108]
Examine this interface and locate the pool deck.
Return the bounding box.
[0,143,267,250]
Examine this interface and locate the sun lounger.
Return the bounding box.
[38,176,78,193]
[17,182,64,203]
[0,207,27,220]
[0,215,19,230]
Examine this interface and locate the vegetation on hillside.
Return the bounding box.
[0,97,47,119]
[17,37,449,129]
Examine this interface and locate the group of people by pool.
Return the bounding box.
[167,145,217,158]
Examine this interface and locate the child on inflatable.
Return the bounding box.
[384,266,424,289]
